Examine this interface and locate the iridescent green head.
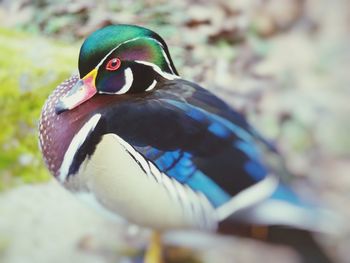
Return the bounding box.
[55,24,179,114]
[79,24,178,77]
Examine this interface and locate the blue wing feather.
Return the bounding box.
[136,145,232,206]
[130,94,270,207]
[101,79,277,208]
[76,78,334,231]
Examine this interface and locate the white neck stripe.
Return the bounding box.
[58,114,102,182]
[135,60,180,80]
[145,80,157,91]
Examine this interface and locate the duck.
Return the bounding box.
[38,24,337,263]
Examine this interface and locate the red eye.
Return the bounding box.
[106,58,121,71]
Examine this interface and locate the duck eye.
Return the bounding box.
[106,58,121,71]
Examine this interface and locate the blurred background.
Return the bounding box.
[0,0,349,262]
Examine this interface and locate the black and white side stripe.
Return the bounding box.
[58,114,102,182]
[58,114,280,231]
[113,133,218,231]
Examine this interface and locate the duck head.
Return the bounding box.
[55,24,179,114]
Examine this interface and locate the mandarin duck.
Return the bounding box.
[39,24,337,263]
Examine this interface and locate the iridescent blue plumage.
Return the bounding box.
[135,146,231,207]
[58,76,333,235]
[97,79,277,208]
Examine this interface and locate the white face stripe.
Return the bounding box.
[58,114,102,182]
[95,36,176,74]
[135,60,180,80]
[145,79,157,91]
[96,37,140,69]
[215,174,278,221]
[161,48,175,74]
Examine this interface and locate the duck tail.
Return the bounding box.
[267,226,334,263]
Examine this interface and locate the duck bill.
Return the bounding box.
[55,69,98,114]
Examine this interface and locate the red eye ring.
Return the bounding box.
[106,58,121,71]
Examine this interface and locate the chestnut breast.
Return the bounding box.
[38,75,123,178]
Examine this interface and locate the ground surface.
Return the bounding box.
[0,0,349,262]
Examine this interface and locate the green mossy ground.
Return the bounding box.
[0,28,79,190]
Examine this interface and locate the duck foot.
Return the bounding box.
[144,232,163,263]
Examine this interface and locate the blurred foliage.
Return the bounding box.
[0,27,79,190]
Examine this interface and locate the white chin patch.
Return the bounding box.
[98,67,134,95]
[115,67,133,94]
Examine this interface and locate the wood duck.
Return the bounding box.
[39,24,336,263]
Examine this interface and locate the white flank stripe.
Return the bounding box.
[199,192,218,229]
[145,80,157,91]
[149,162,163,183]
[112,134,136,154]
[113,133,152,176]
[135,60,180,80]
[161,176,179,202]
[246,199,342,233]
[216,175,278,220]
[184,185,203,227]
[173,179,194,214]
[58,114,102,182]
[110,133,218,230]
[135,152,151,175]
[116,68,133,94]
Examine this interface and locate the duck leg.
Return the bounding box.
[144,232,163,263]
